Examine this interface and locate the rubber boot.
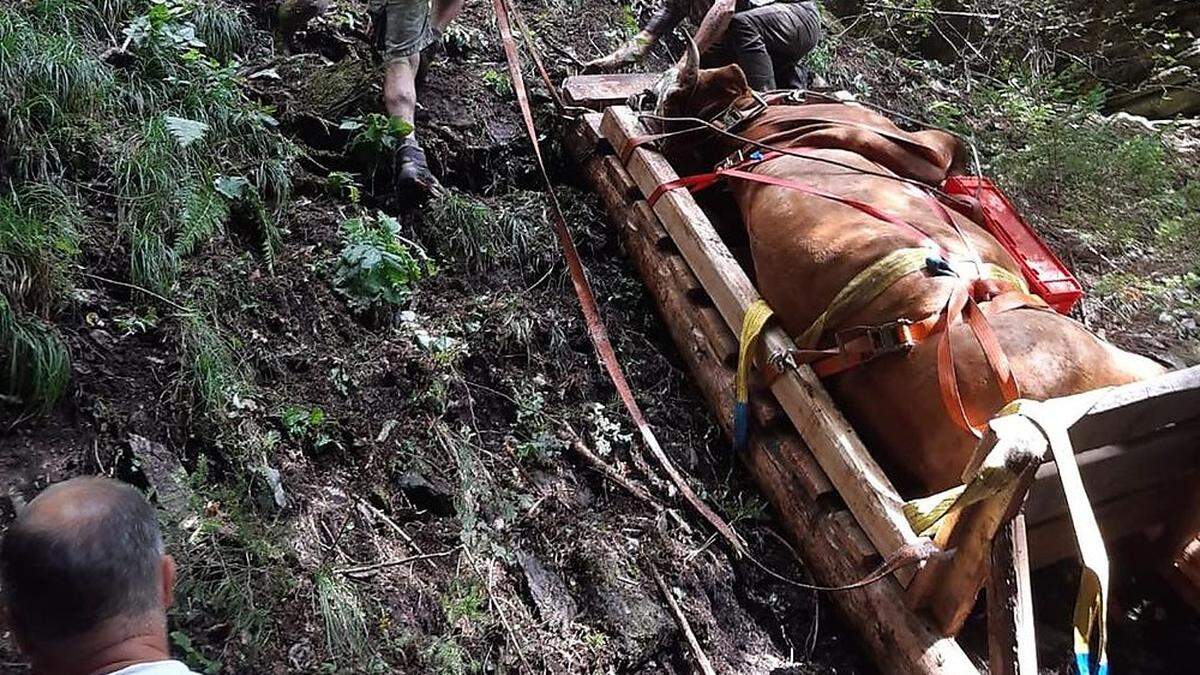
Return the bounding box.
[396,137,441,197]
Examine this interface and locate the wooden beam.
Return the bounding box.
[906,414,1045,635]
[1024,417,1200,526]
[987,515,1038,675]
[562,73,663,109]
[1027,479,1191,567]
[599,106,923,582]
[1064,365,1200,451]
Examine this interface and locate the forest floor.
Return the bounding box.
[1,0,1199,673]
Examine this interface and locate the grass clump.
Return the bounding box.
[0,190,80,409]
[179,312,244,420]
[313,569,370,661]
[423,189,558,273]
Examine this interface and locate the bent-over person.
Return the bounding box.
[586,0,822,91]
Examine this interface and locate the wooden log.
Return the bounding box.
[906,414,1045,635]
[987,515,1038,675]
[1064,365,1200,451]
[1024,417,1200,527]
[562,73,662,109]
[744,435,979,675]
[584,149,833,500]
[599,106,924,581]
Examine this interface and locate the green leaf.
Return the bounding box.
[387,116,414,138]
[164,116,209,147]
[213,175,251,199]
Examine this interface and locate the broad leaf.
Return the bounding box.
[165,116,209,147]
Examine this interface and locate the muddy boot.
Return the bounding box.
[396,137,441,197]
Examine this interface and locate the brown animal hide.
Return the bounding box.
[654,62,1164,493]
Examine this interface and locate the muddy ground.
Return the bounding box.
[2,0,1199,673]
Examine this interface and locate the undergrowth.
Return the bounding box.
[0,0,296,409]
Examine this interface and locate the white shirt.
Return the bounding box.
[111,661,201,675]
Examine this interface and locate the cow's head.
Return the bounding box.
[637,39,756,170]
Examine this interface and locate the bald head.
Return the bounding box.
[1,477,166,647]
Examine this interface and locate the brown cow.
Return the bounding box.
[648,46,1164,494]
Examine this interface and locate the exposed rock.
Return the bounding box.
[129,434,191,518]
[517,551,579,628]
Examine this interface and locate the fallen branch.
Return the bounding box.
[867,2,1000,20]
[651,567,717,675]
[335,548,459,576]
[79,272,195,314]
[561,427,659,505]
[355,497,439,570]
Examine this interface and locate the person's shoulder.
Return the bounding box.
[110,660,203,675]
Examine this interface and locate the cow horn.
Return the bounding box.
[677,34,700,91]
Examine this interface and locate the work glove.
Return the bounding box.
[582,34,653,73]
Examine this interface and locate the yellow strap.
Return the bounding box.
[1014,397,1110,675]
[736,300,775,404]
[796,248,930,348]
[983,263,1028,293]
[732,300,776,453]
[908,394,1111,674]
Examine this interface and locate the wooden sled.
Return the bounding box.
[562,74,1200,675]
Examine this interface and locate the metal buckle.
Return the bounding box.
[713,90,769,133]
[835,319,916,358]
[715,148,766,171]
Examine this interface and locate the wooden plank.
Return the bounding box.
[562,73,662,109]
[1024,417,1200,526]
[906,414,1045,635]
[1065,365,1200,451]
[1027,479,1191,567]
[600,106,923,583]
[987,515,1038,675]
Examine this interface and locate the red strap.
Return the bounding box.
[718,168,938,245]
[648,173,723,207]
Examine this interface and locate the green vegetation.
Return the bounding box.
[340,112,414,153]
[975,77,1200,261]
[334,210,434,310]
[0,0,295,409]
[480,68,512,98]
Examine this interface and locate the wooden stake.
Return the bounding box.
[987,514,1038,675]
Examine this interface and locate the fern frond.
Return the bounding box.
[174,181,229,257]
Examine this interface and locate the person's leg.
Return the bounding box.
[378,0,440,191]
[727,9,776,90]
[729,3,822,91]
[432,0,463,31]
[383,54,419,125]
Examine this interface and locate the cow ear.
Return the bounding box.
[676,34,700,91]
